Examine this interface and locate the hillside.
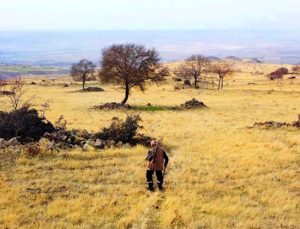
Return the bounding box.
[0,62,299,229]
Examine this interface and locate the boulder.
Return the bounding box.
[80,129,90,139]
[94,139,105,149]
[8,137,19,146]
[106,140,116,147]
[117,141,123,147]
[93,102,132,110]
[82,143,93,152]
[181,98,207,109]
[183,80,191,86]
[84,87,104,92]
[124,143,131,148]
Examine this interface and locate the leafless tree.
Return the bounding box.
[5,78,27,110]
[292,65,300,74]
[71,59,96,90]
[99,44,165,106]
[210,61,234,89]
[176,55,211,88]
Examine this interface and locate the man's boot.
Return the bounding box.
[148,182,154,192]
[158,183,163,191]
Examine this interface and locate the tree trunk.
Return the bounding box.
[194,75,198,88]
[82,74,86,90]
[121,83,130,106]
[221,77,224,89]
[218,77,221,90]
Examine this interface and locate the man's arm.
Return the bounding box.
[145,150,153,161]
[163,151,169,168]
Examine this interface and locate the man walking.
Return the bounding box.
[146,140,169,191]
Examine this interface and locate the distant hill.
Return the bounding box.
[225,56,242,61]
[207,56,221,61]
[0,65,69,78]
[249,58,263,63]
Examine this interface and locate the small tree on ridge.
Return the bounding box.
[71,59,96,90]
[176,55,211,88]
[210,61,234,89]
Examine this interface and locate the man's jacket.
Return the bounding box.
[146,146,169,171]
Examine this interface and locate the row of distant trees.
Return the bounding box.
[175,55,234,89]
[70,43,236,106]
[70,43,300,105]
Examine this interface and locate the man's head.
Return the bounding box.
[150,140,158,148]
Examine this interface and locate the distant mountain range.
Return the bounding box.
[1,30,300,66]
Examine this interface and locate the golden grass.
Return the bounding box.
[0,63,300,228]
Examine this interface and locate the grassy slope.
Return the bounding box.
[0,63,300,229]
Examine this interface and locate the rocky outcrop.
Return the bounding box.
[180,98,207,109]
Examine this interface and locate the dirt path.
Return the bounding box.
[136,193,164,229]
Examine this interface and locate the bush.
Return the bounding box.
[0,106,55,142]
[95,115,141,144]
[267,67,288,80]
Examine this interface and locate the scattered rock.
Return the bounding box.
[82,143,93,152]
[254,114,300,128]
[39,138,56,151]
[117,141,123,147]
[93,102,132,110]
[84,87,104,92]
[183,80,191,86]
[173,77,182,82]
[80,129,90,139]
[8,137,19,146]
[124,143,131,148]
[107,140,116,147]
[94,139,105,149]
[1,113,155,151]
[181,98,207,109]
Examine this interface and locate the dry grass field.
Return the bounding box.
[0,62,300,229]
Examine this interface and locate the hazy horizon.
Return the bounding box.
[1,30,300,65]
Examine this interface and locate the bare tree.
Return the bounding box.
[71,59,96,90]
[292,65,300,74]
[210,61,234,89]
[5,78,27,110]
[176,55,211,88]
[99,44,165,106]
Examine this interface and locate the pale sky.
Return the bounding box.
[0,0,299,30]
